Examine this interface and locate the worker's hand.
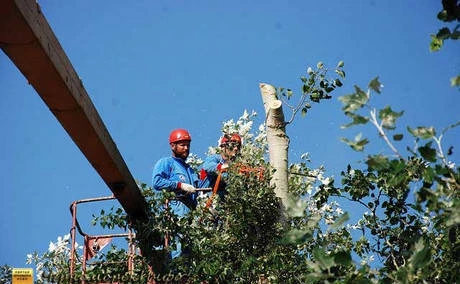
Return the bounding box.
[180,183,196,194]
[218,163,229,172]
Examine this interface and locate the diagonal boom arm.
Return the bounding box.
[0,0,148,221]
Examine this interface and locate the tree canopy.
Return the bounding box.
[23,76,459,282]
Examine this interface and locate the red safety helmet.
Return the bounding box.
[169,129,192,144]
[219,133,242,146]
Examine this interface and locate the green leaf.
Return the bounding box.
[335,69,346,79]
[282,229,312,244]
[329,212,349,230]
[301,107,308,117]
[395,267,409,283]
[341,112,369,129]
[418,142,437,162]
[407,126,436,139]
[320,80,325,88]
[437,10,448,21]
[451,30,460,40]
[338,86,368,112]
[366,154,390,171]
[436,27,451,40]
[341,134,369,151]
[450,75,460,87]
[379,106,404,130]
[422,167,435,184]
[368,77,382,94]
[409,239,431,270]
[286,198,308,217]
[303,271,323,283]
[333,251,352,266]
[317,61,324,69]
[445,201,460,227]
[429,34,443,52]
[393,134,403,141]
[313,247,335,270]
[337,60,345,68]
[310,90,321,102]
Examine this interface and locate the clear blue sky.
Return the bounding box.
[1,1,459,269]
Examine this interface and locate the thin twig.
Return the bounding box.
[369,108,403,159]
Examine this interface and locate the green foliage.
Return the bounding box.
[23,4,460,282]
[25,101,459,282]
[451,75,460,87]
[91,206,127,230]
[180,161,284,282]
[0,264,12,284]
[278,61,346,122]
[429,0,460,51]
[337,74,460,282]
[430,0,460,89]
[340,134,369,152]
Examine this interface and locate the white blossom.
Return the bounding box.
[26,254,33,264]
[347,223,362,230]
[222,119,235,130]
[300,152,311,161]
[258,123,265,132]
[241,109,250,120]
[335,207,344,215]
[325,216,334,224]
[48,241,56,252]
[360,255,375,266]
[322,177,333,186]
[238,120,253,136]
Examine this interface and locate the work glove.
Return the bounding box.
[217,163,229,172]
[180,183,197,194]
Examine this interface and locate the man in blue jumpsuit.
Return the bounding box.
[152,128,199,258]
[200,133,242,202]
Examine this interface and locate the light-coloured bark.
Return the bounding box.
[259,83,289,206]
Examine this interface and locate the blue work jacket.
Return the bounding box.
[200,154,229,200]
[152,156,198,210]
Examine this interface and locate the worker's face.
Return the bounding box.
[221,141,241,161]
[171,140,190,160]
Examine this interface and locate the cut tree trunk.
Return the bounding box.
[259,83,288,206]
